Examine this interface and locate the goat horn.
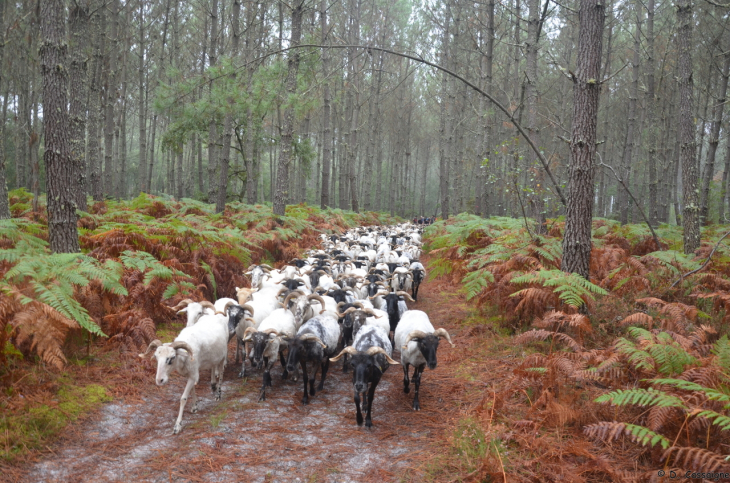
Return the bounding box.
[139,339,162,358]
[199,301,217,311]
[170,299,196,311]
[242,326,258,341]
[364,346,400,365]
[222,300,237,312]
[339,307,359,317]
[396,291,415,302]
[170,341,195,360]
[307,294,327,313]
[283,291,304,308]
[241,304,255,316]
[433,328,455,347]
[261,328,280,337]
[329,346,358,362]
[299,334,327,348]
[402,330,430,348]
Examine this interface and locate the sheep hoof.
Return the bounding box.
[191,403,199,413]
[404,385,410,394]
[173,423,182,434]
[238,371,245,378]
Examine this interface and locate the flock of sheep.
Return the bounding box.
[139,223,454,434]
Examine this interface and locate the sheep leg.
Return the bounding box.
[235,337,242,365]
[342,352,349,373]
[173,378,196,434]
[402,362,411,394]
[354,390,363,426]
[259,357,271,401]
[318,358,330,391]
[190,384,199,413]
[309,360,319,396]
[412,365,424,411]
[364,375,380,428]
[214,360,225,401]
[279,349,290,380]
[300,360,309,405]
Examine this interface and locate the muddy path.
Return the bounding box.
[6,274,484,483]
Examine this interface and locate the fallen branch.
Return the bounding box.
[598,160,663,251]
[669,230,730,289]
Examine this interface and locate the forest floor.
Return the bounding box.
[1,255,523,483]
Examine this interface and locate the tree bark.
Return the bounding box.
[88,6,103,201]
[273,0,305,216]
[619,12,641,225]
[0,1,10,220]
[561,0,605,278]
[137,0,147,193]
[68,0,90,210]
[207,0,219,203]
[103,0,119,197]
[216,0,241,213]
[676,0,700,254]
[700,52,730,224]
[41,0,80,253]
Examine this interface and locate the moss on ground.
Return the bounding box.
[0,380,111,461]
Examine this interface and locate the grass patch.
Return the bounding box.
[0,381,111,461]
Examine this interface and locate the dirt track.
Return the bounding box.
[13,278,472,483]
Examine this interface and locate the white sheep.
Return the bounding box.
[139,312,230,434]
[394,310,454,411]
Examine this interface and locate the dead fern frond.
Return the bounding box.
[514,329,583,352]
[584,421,671,449]
[620,313,654,328]
[661,446,729,472]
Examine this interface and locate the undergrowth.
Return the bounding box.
[0,190,399,462]
[425,214,730,481]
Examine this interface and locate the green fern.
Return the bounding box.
[649,379,730,405]
[510,269,607,309]
[463,269,495,300]
[595,388,688,409]
[712,335,730,375]
[1,253,128,336]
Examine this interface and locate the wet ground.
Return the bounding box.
[16,280,467,483]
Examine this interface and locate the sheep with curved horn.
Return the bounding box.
[394,310,455,411]
[284,313,341,404]
[242,308,297,401]
[329,325,399,428]
[172,299,217,327]
[138,310,229,434]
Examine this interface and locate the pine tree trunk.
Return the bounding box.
[103,0,119,197]
[272,0,304,216]
[561,0,605,278]
[619,13,641,225]
[438,11,451,220]
[41,0,80,253]
[677,0,700,254]
[216,0,241,213]
[68,1,90,210]
[0,1,10,220]
[207,0,219,203]
[700,53,730,224]
[137,0,147,193]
